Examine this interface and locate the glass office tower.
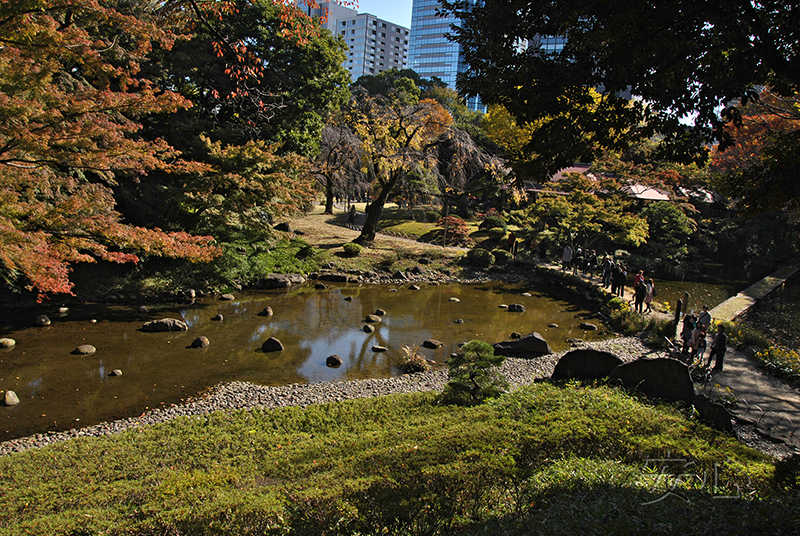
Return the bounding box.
[409,0,484,111]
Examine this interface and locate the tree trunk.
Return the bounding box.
[354,171,401,245]
[324,176,334,214]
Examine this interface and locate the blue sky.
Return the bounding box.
[353,0,413,27]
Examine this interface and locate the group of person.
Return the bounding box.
[680,304,727,371]
[561,246,656,313]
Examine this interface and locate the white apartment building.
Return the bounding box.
[298,1,410,81]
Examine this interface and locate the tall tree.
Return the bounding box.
[443,0,799,177]
[0,0,219,300]
[346,87,453,244]
[711,88,800,214]
[146,0,350,158]
[313,124,364,214]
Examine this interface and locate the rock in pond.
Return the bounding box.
[211,314,223,322]
[326,355,343,368]
[109,369,123,377]
[422,339,444,349]
[579,322,599,331]
[141,318,188,332]
[492,332,552,356]
[363,324,375,333]
[4,390,20,406]
[190,336,210,349]
[36,314,51,327]
[375,308,387,316]
[0,338,15,349]
[448,297,460,302]
[258,306,274,317]
[315,283,327,290]
[219,293,235,301]
[372,345,388,352]
[453,318,464,324]
[261,337,284,352]
[365,314,382,323]
[71,345,96,355]
[508,303,526,313]
[408,284,420,291]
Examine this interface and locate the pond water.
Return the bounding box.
[652,278,744,315]
[0,282,607,441]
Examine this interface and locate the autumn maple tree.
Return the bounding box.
[0,0,230,300]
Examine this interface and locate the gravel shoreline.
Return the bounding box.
[1,335,793,459]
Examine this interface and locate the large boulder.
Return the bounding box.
[261,337,284,352]
[551,349,623,382]
[318,273,356,283]
[608,358,695,405]
[259,273,306,289]
[141,318,188,332]
[492,332,552,356]
[692,393,733,432]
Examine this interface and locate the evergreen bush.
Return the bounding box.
[479,215,507,232]
[441,340,508,406]
[342,242,363,257]
[466,248,495,268]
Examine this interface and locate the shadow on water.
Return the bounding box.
[0,282,608,441]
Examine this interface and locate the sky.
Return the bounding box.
[351,0,413,27]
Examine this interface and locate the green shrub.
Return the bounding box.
[641,316,678,347]
[754,346,800,385]
[342,242,363,257]
[492,249,513,265]
[487,227,506,239]
[466,248,495,268]
[480,216,507,232]
[424,210,441,223]
[441,340,508,406]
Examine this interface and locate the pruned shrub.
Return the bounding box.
[492,249,513,265]
[487,227,506,239]
[441,339,508,406]
[436,216,471,246]
[479,215,507,232]
[342,242,363,257]
[466,248,494,268]
[424,210,441,223]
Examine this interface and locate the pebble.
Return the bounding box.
[0,337,647,456]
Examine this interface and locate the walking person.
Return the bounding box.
[562,244,573,271]
[644,278,655,313]
[707,324,727,371]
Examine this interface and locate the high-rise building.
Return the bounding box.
[408,0,484,111]
[297,1,410,81]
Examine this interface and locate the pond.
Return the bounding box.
[652,278,745,315]
[0,282,608,442]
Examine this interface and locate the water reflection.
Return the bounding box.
[0,282,607,441]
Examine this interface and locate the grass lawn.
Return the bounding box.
[1,382,796,535]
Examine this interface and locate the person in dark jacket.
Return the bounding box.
[707,324,727,371]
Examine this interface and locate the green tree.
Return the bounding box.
[442,0,800,176]
[526,174,649,250]
[441,340,508,406]
[640,201,697,260]
[146,0,350,158]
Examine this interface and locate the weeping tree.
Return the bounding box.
[313,124,364,214]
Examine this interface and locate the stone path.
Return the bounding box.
[541,261,800,451]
